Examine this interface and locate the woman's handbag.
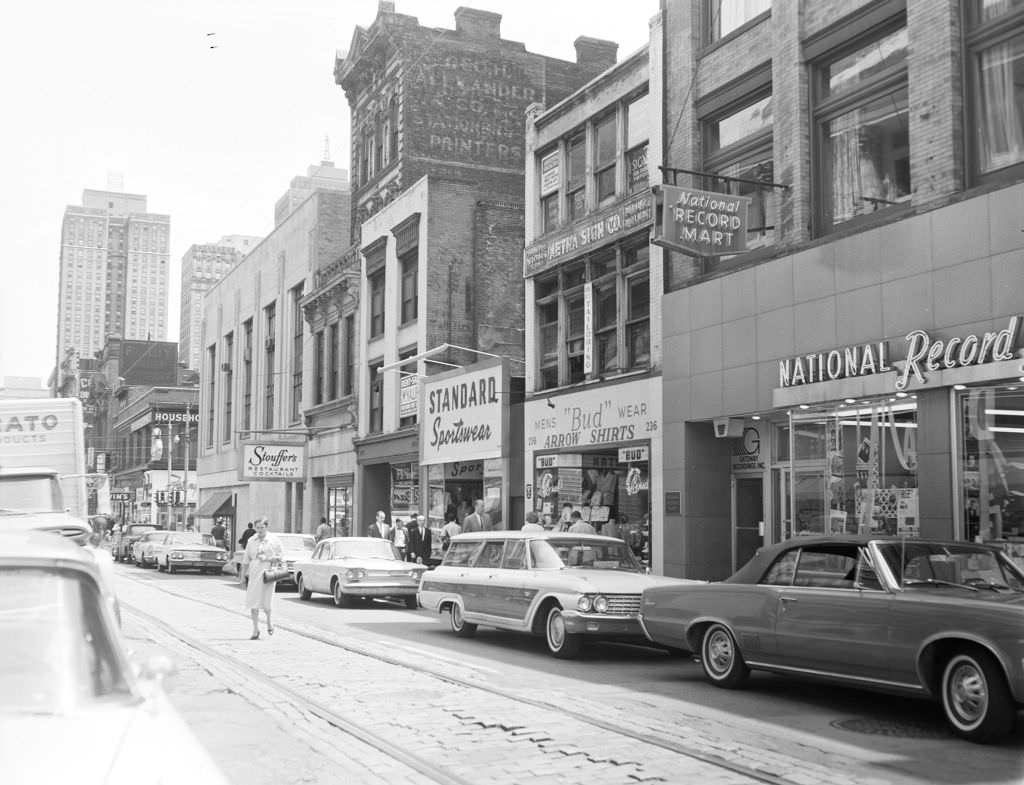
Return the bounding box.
[262,566,290,584]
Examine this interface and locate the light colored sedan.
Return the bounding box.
[240,532,315,589]
[0,530,229,784]
[293,537,426,608]
[152,532,228,574]
[132,530,168,568]
[419,531,697,658]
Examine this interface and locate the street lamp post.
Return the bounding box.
[166,422,174,531]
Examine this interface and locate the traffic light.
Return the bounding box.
[155,491,167,504]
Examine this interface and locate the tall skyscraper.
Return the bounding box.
[273,155,349,227]
[55,189,170,387]
[178,235,261,370]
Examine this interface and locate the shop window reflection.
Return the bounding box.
[959,386,1024,547]
[786,399,918,539]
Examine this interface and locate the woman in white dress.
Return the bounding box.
[242,517,283,639]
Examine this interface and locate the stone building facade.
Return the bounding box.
[323,2,621,535]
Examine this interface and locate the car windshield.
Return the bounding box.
[0,476,62,514]
[878,542,1024,591]
[166,533,214,546]
[277,534,315,551]
[531,538,642,571]
[0,567,132,714]
[332,540,399,560]
[128,525,156,535]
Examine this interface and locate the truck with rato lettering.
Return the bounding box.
[0,397,91,542]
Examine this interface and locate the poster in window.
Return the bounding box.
[540,151,560,196]
[583,282,593,375]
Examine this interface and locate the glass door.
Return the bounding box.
[733,476,763,571]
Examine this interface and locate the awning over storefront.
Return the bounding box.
[194,491,233,518]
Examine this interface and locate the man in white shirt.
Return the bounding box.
[522,511,544,532]
[567,511,596,534]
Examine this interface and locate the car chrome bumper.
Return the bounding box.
[341,582,418,597]
[562,611,645,637]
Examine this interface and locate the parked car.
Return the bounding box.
[132,530,169,568]
[639,535,1024,743]
[112,522,159,562]
[0,530,229,784]
[152,531,228,574]
[293,537,426,608]
[240,532,315,589]
[419,531,697,659]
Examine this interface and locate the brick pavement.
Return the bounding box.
[115,574,905,785]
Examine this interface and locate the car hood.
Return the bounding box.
[304,556,418,571]
[0,696,228,785]
[162,544,225,553]
[544,569,698,593]
[0,510,91,541]
[281,548,313,560]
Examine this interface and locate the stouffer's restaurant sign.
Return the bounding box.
[239,442,306,482]
[421,364,506,465]
[779,317,1021,391]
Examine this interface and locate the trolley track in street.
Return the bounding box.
[121,573,844,785]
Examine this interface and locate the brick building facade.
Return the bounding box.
[323,2,620,536]
[657,0,1024,579]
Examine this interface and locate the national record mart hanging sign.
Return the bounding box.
[652,184,750,256]
[421,362,508,466]
[778,317,1021,391]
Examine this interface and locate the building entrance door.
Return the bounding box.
[733,476,763,572]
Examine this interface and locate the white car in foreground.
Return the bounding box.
[0,530,229,784]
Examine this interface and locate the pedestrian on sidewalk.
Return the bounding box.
[211,518,226,548]
[392,517,408,560]
[239,521,255,548]
[567,510,596,534]
[315,516,332,543]
[440,511,461,551]
[242,517,283,640]
[408,512,432,564]
[522,511,544,532]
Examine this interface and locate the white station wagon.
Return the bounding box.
[419,530,696,658]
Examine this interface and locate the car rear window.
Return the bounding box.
[444,541,480,567]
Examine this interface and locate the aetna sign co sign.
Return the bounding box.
[652,184,750,256]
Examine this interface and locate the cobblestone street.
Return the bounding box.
[114,569,1023,785]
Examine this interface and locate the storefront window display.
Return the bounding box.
[958,386,1024,561]
[326,486,352,537]
[783,398,918,539]
[533,450,650,564]
[425,462,501,532]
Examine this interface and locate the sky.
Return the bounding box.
[0,0,654,386]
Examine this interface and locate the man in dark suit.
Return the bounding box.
[368,510,390,539]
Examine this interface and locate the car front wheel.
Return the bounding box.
[332,581,350,608]
[297,575,312,601]
[545,606,582,659]
[941,648,1015,743]
[700,623,749,688]
[449,603,477,637]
